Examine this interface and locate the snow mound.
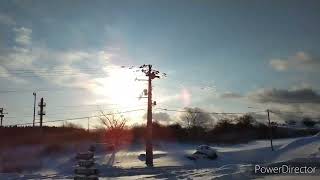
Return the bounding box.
[275,135,320,162]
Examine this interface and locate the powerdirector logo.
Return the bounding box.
[253,161,320,176]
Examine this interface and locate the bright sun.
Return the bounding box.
[93,67,146,108]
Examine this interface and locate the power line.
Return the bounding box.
[0,65,143,78]
[3,105,147,119]
[1,67,102,72]
[156,108,264,115]
[55,103,147,109]
[0,72,108,78]
[9,109,145,126]
[270,110,320,115]
[1,102,143,111]
[0,68,113,79]
[0,67,105,74]
[0,88,89,94]
[274,101,320,104]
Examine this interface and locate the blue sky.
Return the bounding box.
[1,0,320,127]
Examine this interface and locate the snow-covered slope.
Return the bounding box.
[0,135,319,179]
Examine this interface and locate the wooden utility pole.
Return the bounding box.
[33,92,36,127]
[87,117,90,132]
[0,108,6,127]
[139,64,161,167]
[146,65,153,167]
[38,97,46,127]
[267,109,274,151]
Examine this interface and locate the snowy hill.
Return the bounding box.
[0,135,319,179]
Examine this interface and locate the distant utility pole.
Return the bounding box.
[139,64,163,167]
[87,117,90,132]
[0,108,8,127]
[33,92,36,127]
[267,109,274,151]
[38,97,46,127]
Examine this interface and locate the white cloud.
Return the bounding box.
[269,51,320,72]
[1,23,119,92]
[0,42,118,90]
[269,59,289,71]
[13,27,32,46]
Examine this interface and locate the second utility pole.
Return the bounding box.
[267,109,274,151]
[33,92,36,127]
[38,97,46,127]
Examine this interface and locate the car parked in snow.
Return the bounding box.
[187,145,218,160]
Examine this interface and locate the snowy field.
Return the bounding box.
[1,134,320,179]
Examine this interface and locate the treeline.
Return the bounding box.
[0,126,97,148]
[131,115,319,144]
[1,114,319,148]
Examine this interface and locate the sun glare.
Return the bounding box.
[94,67,146,108]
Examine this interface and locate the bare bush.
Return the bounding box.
[100,112,132,150]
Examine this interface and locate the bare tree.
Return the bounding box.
[285,119,297,126]
[236,114,255,127]
[62,122,83,129]
[100,112,131,150]
[180,107,213,129]
[302,117,316,128]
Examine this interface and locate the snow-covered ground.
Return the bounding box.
[1,134,319,179]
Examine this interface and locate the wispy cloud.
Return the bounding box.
[13,27,32,46]
[1,30,112,89]
[270,52,320,72]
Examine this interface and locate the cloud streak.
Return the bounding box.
[270,52,320,72]
[216,87,320,123]
[220,92,243,99]
[248,88,320,104]
[14,27,32,46]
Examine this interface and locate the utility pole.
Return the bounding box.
[139,64,162,167]
[0,108,7,127]
[87,117,90,132]
[38,97,46,127]
[267,109,274,151]
[33,92,36,127]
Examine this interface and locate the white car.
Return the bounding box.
[187,145,218,160]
